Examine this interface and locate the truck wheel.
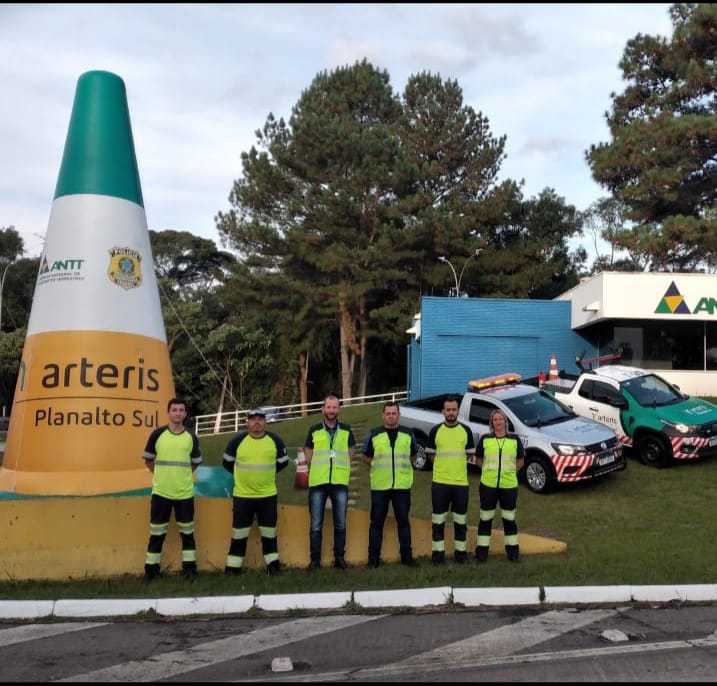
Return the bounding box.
[524,454,556,494]
[637,434,671,468]
[413,437,431,471]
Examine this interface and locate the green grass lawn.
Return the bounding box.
[2,402,717,600]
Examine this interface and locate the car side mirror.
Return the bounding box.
[612,397,628,410]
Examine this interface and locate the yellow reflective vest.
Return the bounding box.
[305,422,355,487]
[223,431,289,498]
[366,427,414,490]
[478,434,523,489]
[427,422,475,487]
[143,426,202,500]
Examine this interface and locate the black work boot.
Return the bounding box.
[475,547,489,563]
[506,546,520,563]
[431,551,446,566]
[181,564,198,581]
[334,557,348,570]
[454,551,468,564]
[143,564,161,584]
[224,566,243,576]
[267,560,282,576]
[307,559,321,571]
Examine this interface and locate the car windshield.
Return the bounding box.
[502,391,575,428]
[622,374,682,407]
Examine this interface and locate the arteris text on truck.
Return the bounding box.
[40,357,160,392]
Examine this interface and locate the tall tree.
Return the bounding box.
[0,327,25,414]
[149,229,235,412]
[587,3,717,271]
[0,226,24,263]
[398,72,512,297]
[583,197,637,272]
[217,60,405,399]
[480,188,586,299]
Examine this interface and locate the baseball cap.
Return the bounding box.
[247,408,266,418]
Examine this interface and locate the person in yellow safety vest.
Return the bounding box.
[426,396,476,565]
[143,398,203,583]
[304,395,357,570]
[475,409,525,563]
[222,408,289,576]
[363,402,419,568]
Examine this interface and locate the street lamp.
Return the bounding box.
[438,249,483,297]
[0,260,14,332]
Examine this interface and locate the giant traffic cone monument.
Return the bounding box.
[0,71,175,495]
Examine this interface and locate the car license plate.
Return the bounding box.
[597,454,616,466]
[709,437,717,447]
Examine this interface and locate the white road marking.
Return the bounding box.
[256,633,717,682]
[59,614,385,682]
[0,623,107,648]
[399,608,618,663]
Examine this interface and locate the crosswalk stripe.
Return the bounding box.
[58,614,385,682]
[397,608,618,663]
[255,635,717,682]
[0,623,107,648]
[234,609,619,683]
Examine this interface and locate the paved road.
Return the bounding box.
[2,605,717,682]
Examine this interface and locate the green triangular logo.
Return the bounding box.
[655,299,672,314]
[655,281,691,314]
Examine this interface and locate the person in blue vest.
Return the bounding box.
[143,398,203,582]
[304,395,357,570]
[475,409,525,563]
[222,408,289,576]
[363,402,418,568]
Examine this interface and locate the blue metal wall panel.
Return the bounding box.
[407,339,422,400]
[411,296,596,399]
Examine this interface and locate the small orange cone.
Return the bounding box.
[548,354,559,383]
[294,448,309,489]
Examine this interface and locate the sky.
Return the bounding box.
[1,4,674,260]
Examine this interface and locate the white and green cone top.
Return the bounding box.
[28,70,166,342]
[54,70,143,206]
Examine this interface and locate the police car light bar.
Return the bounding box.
[467,373,522,391]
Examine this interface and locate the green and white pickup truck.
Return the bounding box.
[550,365,717,467]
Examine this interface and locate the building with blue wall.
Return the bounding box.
[407,296,597,400]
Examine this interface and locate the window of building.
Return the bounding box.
[583,320,705,371]
[706,323,717,371]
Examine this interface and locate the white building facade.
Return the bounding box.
[557,272,717,396]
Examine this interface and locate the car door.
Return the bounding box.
[565,378,594,417]
[585,380,627,438]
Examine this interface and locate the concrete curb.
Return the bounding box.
[454,586,541,606]
[54,599,157,618]
[1,584,716,619]
[255,592,351,611]
[354,587,451,609]
[156,595,254,616]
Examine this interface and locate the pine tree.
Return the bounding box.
[587,3,717,271]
